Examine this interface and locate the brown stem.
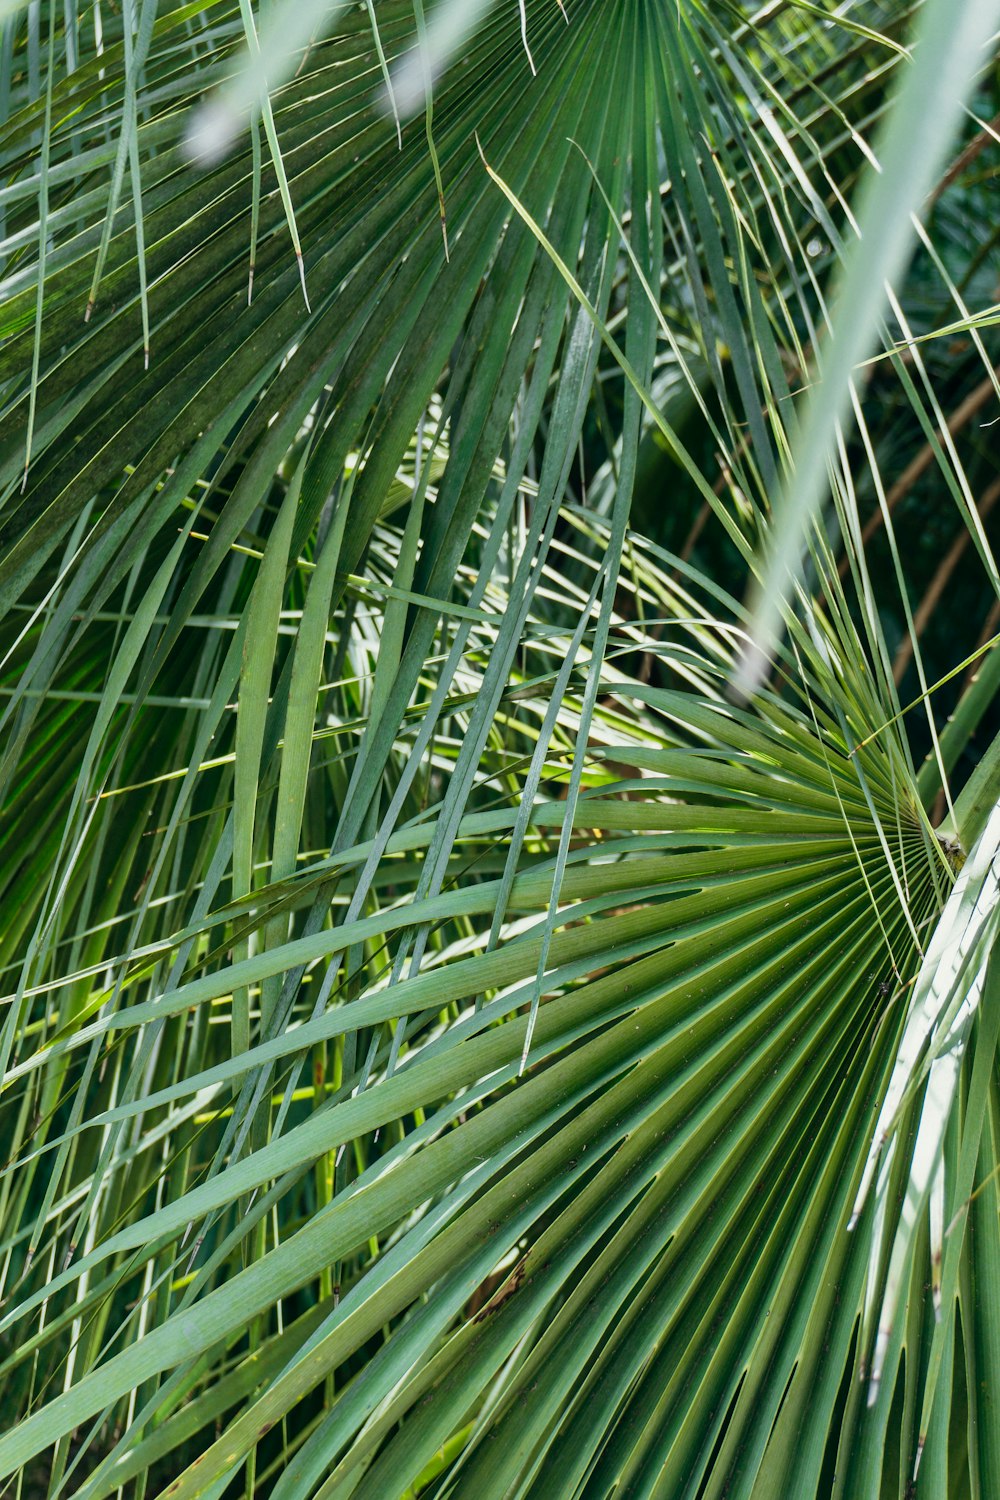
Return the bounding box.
[892,476,1000,684]
[839,362,1000,578]
[928,110,1000,207]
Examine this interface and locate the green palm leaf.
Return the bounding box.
[0,2,998,1496]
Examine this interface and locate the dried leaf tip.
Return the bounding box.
[296,252,311,312]
[438,199,450,262]
[518,0,536,74]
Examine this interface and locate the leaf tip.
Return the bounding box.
[729,635,772,704]
[297,252,311,313]
[184,98,238,167]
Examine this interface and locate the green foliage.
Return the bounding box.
[0,2,998,1496]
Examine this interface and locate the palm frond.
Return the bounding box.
[0,2,998,1495]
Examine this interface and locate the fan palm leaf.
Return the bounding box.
[0,2,998,1497]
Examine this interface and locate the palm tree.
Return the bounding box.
[1,1,998,1495]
